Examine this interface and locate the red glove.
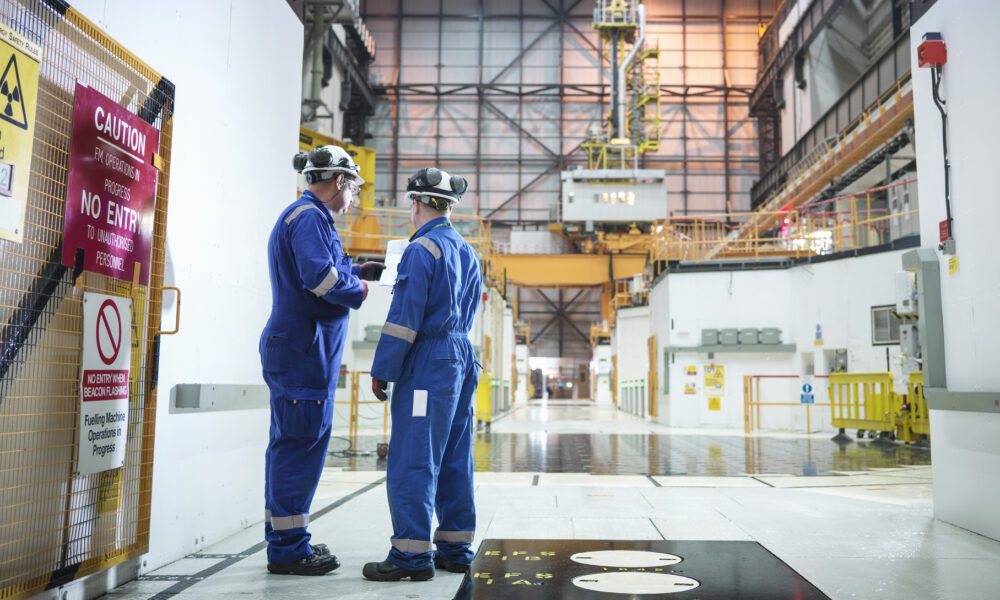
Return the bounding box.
[361,281,369,301]
[372,378,388,401]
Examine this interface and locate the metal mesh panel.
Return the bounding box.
[0,2,171,598]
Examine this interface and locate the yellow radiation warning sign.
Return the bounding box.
[0,23,40,243]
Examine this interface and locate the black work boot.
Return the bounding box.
[434,554,471,573]
[311,543,330,556]
[362,560,434,581]
[268,552,341,576]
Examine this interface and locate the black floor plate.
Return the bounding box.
[452,539,830,599]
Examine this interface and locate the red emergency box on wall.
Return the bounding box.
[918,32,947,68]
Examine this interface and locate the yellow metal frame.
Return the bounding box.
[345,371,389,448]
[743,375,832,434]
[1,4,175,599]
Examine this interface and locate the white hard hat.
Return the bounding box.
[405,167,468,211]
[293,145,365,185]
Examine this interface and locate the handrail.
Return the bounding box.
[650,179,917,265]
[752,32,912,209]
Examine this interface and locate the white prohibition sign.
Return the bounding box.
[570,550,682,568]
[96,298,123,365]
[572,572,701,595]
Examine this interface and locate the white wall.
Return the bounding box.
[651,250,907,430]
[910,0,1000,541]
[71,0,303,573]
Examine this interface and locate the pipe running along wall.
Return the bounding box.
[617,3,645,141]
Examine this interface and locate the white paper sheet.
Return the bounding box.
[379,238,410,286]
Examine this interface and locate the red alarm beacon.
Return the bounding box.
[918,32,947,68]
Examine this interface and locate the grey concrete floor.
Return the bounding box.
[106,401,1000,599]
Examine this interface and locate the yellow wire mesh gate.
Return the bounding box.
[0,2,173,598]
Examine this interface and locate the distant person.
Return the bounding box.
[364,167,482,581]
[260,146,384,576]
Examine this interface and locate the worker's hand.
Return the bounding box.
[359,261,386,281]
[361,281,369,301]
[372,378,388,401]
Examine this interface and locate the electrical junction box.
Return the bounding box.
[720,328,739,345]
[918,32,947,68]
[739,328,759,344]
[701,329,719,346]
[760,328,782,344]
[895,271,918,316]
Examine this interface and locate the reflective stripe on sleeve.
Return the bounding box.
[382,321,417,343]
[412,237,441,260]
[433,530,474,543]
[310,267,339,296]
[391,538,433,553]
[284,204,320,225]
[270,513,309,531]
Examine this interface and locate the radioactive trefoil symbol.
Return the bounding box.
[0,54,28,130]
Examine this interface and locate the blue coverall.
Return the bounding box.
[259,190,365,564]
[371,216,483,571]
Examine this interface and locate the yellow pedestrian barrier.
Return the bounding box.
[829,372,930,443]
[476,370,493,427]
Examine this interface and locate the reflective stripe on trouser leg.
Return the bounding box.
[391,538,434,553]
[433,530,474,543]
[270,513,309,530]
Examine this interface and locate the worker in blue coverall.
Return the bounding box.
[260,145,385,576]
[363,168,482,582]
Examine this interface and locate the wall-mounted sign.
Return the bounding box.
[800,381,815,405]
[708,397,721,411]
[685,365,697,377]
[0,23,41,243]
[703,365,725,395]
[76,292,132,475]
[683,383,697,395]
[62,82,159,285]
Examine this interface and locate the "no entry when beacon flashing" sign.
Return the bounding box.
[76,292,132,476]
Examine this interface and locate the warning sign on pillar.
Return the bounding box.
[76,292,132,476]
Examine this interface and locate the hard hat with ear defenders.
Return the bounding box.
[405,167,467,211]
[293,145,365,186]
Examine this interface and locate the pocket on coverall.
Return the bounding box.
[263,336,331,439]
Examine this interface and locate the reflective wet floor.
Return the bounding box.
[327,399,932,476]
[107,398,1000,600]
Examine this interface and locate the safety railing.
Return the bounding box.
[751,34,912,209]
[342,371,389,450]
[650,179,918,265]
[743,375,831,434]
